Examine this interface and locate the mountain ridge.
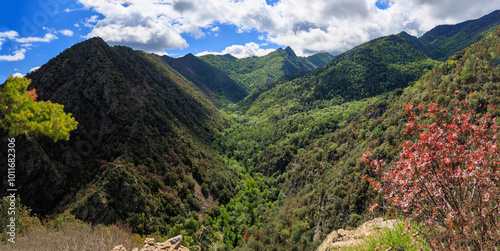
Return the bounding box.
[418,10,500,60]
[210,26,500,250]
[2,10,500,251]
[154,53,248,103]
[1,37,236,235]
[199,47,335,90]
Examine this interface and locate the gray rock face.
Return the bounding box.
[316,218,398,250]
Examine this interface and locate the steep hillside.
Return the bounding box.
[238,31,438,114]
[199,47,334,90]
[419,10,500,61]
[237,10,500,113]
[2,10,500,251]
[307,53,337,68]
[204,27,500,250]
[155,53,248,103]
[0,37,236,235]
[307,31,437,103]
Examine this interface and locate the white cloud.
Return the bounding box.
[43,27,74,37]
[59,29,74,36]
[78,0,500,55]
[64,7,86,13]
[12,73,25,78]
[15,33,58,44]
[196,42,275,58]
[0,30,59,61]
[30,66,41,72]
[0,31,19,39]
[0,31,20,50]
[86,15,99,23]
[0,49,26,61]
[84,15,100,28]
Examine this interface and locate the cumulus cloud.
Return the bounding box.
[15,33,58,44]
[196,42,275,58]
[43,27,74,37]
[0,49,26,61]
[86,15,99,23]
[78,0,500,56]
[0,30,59,61]
[30,66,41,72]
[12,73,25,78]
[84,15,100,28]
[59,29,74,36]
[0,31,19,39]
[0,31,19,50]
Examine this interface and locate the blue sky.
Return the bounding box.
[1,0,500,82]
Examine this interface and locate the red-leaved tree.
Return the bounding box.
[363,101,500,249]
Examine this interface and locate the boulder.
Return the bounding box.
[112,235,190,251]
[316,218,398,250]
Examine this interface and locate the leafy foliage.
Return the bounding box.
[363,101,500,249]
[203,27,500,249]
[348,220,430,251]
[260,32,438,108]
[4,14,500,251]
[0,76,78,141]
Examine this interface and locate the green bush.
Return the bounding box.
[349,221,430,251]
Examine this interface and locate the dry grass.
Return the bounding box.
[2,221,140,251]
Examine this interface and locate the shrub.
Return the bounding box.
[348,220,430,251]
[0,76,78,141]
[1,221,139,251]
[363,101,500,249]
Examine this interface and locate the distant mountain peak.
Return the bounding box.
[183,53,197,59]
[284,46,297,58]
[158,52,247,102]
[18,36,234,227]
[81,37,111,50]
[222,53,237,60]
[418,9,500,60]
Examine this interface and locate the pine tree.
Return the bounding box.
[0,76,78,141]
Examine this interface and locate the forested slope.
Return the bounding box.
[155,53,248,103]
[199,47,334,91]
[0,38,236,240]
[2,10,500,251]
[202,26,500,251]
[419,10,500,61]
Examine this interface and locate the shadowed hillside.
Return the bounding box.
[0,37,236,236]
[155,53,248,103]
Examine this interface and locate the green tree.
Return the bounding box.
[0,76,78,141]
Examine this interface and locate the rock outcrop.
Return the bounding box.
[316,218,397,250]
[112,235,193,251]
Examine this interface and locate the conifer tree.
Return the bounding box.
[0,76,78,141]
